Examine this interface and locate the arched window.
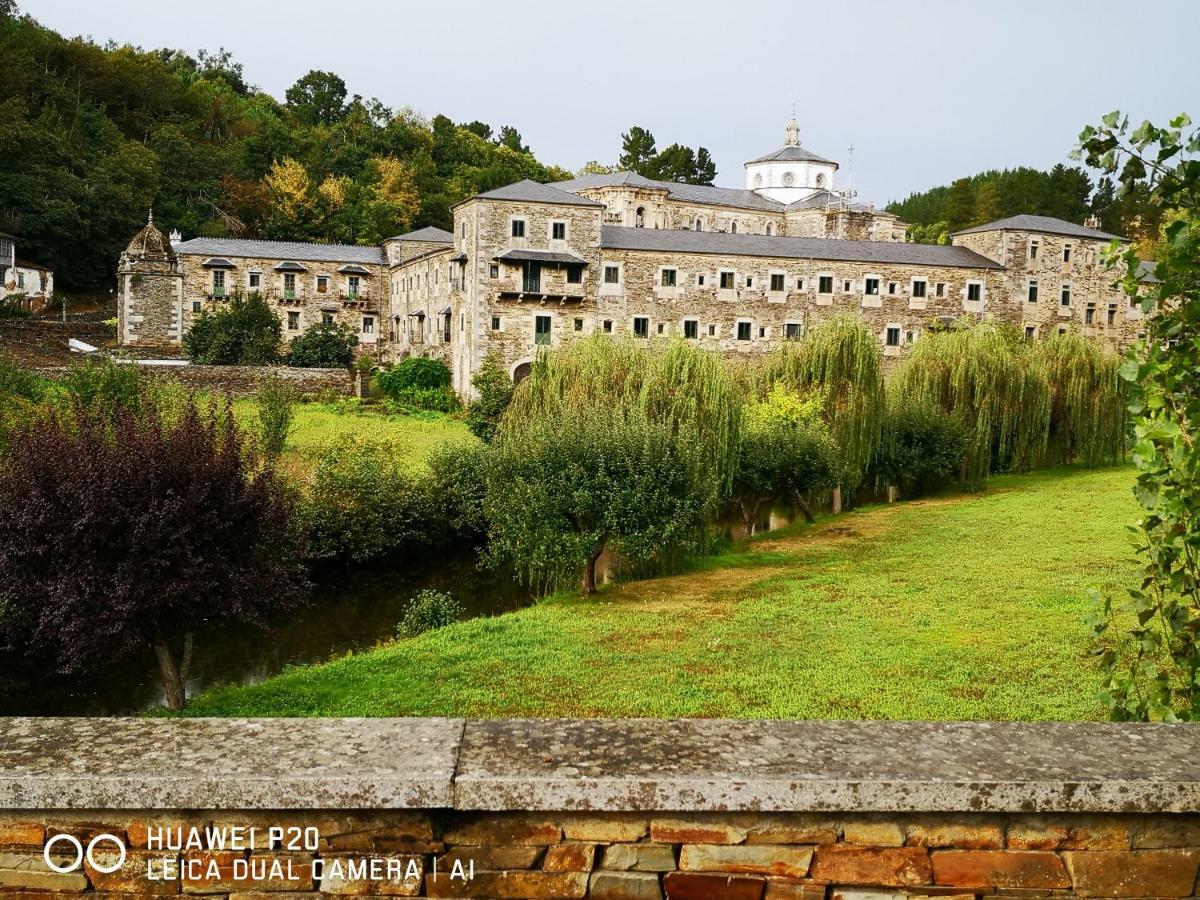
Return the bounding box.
[782,171,795,187]
[730,222,737,234]
[815,173,826,188]
[635,207,645,228]
[765,224,773,236]
[694,219,703,232]
[753,173,763,188]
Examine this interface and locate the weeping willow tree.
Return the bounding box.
[760,317,886,493]
[1037,333,1127,466]
[889,324,1050,486]
[490,336,741,593]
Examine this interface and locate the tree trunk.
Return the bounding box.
[581,537,607,595]
[831,485,843,515]
[887,484,898,503]
[153,632,193,711]
[739,498,762,535]
[793,492,815,523]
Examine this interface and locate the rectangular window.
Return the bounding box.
[708,324,716,336]
[551,221,566,240]
[746,276,753,288]
[347,275,360,298]
[1025,325,1036,340]
[1061,283,1071,306]
[888,282,897,295]
[785,323,802,341]
[535,314,551,345]
[283,273,296,298]
[287,311,299,330]
[1107,306,1116,325]
[770,273,785,292]
[661,268,677,287]
[1085,305,1095,325]
[603,320,613,333]
[1030,239,1039,260]
[912,279,927,298]
[633,317,649,338]
[511,219,526,238]
[818,275,833,294]
[489,264,499,279]
[697,274,705,286]
[757,326,766,338]
[192,300,202,313]
[683,320,698,339]
[657,323,666,335]
[491,316,501,331]
[574,318,584,332]
[1028,279,1039,302]
[720,271,735,290]
[321,311,333,325]
[566,265,583,284]
[362,316,374,334]
[316,276,328,294]
[967,282,982,302]
[843,280,851,292]
[885,326,901,347]
[604,265,620,284]
[936,282,946,297]
[211,270,225,297]
[864,278,879,295]
[736,321,751,341]
[1063,245,1072,263]
[248,272,260,290]
[522,261,542,293]
[796,278,804,291]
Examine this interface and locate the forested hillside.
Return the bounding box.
[0,7,568,290]
[887,164,1164,252]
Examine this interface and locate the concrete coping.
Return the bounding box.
[1,718,1198,813]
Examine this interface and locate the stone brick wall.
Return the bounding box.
[137,364,354,397]
[951,229,1142,349]
[2,810,1198,898]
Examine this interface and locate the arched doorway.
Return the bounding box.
[511,361,532,384]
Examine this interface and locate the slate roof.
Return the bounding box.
[599,226,1004,269]
[745,145,838,166]
[496,248,589,266]
[551,172,783,212]
[386,226,454,243]
[951,215,1126,242]
[472,179,604,207]
[783,190,895,215]
[173,237,385,265]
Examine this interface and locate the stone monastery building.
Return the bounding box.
[119,121,1147,395]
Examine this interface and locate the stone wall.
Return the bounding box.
[94,364,354,397]
[1,718,1198,899]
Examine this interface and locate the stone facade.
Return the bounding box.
[0,231,54,314]
[118,129,1150,396]
[2,810,1198,898]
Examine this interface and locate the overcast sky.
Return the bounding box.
[22,0,1200,204]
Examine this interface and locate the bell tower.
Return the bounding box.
[117,211,184,347]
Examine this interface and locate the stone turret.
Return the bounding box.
[117,211,184,347]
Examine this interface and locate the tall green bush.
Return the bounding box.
[873,401,968,497]
[184,293,282,365]
[255,372,296,460]
[889,324,1050,486]
[489,336,740,593]
[466,353,514,442]
[286,321,358,368]
[377,357,459,412]
[1038,333,1127,466]
[761,317,885,493]
[61,357,144,412]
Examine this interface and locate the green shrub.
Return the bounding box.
[287,321,358,368]
[305,439,443,562]
[873,402,968,496]
[0,294,30,318]
[466,353,513,443]
[255,372,296,460]
[378,357,451,393]
[62,357,144,411]
[427,442,488,541]
[395,589,463,638]
[184,293,282,365]
[0,355,43,403]
[387,385,461,413]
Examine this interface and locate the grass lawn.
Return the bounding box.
[233,399,476,472]
[185,465,1138,720]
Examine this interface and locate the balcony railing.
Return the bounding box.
[271,288,307,303]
